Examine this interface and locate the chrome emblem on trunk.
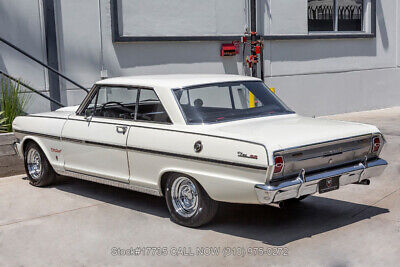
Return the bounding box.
[237,152,258,160]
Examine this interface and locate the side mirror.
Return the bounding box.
[84,109,94,123]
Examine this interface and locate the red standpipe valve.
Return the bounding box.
[246,55,258,68]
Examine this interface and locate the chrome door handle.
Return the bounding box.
[116,126,128,135]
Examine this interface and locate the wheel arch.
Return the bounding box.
[159,171,173,196]
[157,166,261,204]
[20,136,53,164]
[158,169,207,197]
[159,170,195,196]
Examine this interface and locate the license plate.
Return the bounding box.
[318,176,340,194]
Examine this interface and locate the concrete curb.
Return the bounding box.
[0,133,24,178]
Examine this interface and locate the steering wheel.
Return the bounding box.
[99,101,127,114]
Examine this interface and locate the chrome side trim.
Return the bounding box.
[57,170,162,197]
[14,129,61,140]
[127,146,268,171]
[26,115,67,120]
[15,129,268,171]
[255,158,388,204]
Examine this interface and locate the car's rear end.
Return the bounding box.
[255,133,387,204]
[171,77,388,211]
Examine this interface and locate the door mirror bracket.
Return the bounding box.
[84,113,94,125]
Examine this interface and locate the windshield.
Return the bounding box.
[173,81,294,124]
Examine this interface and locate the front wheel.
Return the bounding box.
[165,174,218,227]
[24,142,56,187]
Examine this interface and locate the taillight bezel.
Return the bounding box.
[371,136,381,153]
[273,155,284,174]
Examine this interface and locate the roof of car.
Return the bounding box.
[96,74,261,88]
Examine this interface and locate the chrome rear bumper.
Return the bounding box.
[255,158,388,204]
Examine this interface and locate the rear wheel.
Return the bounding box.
[165,173,218,227]
[24,142,56,187]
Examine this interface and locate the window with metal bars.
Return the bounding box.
[308,0,364,32]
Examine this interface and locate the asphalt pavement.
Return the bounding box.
[1,107,399,266]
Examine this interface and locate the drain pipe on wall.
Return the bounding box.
[247,0,265,82]
[250,0,258,79]
[43,0,61,111]
[98,0,108,79]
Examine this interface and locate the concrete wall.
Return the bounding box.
[264,0,399,116]
[1,0,399,116]
[0,133,24,177]
[0,0,51,113]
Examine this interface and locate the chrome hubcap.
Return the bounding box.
[27,148,42,180]
[171,177,199,218]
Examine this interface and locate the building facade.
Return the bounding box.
[0,0,398,116]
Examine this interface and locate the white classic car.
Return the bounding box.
[13,74,387,227]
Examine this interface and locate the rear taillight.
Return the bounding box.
[372,137,381,152]
[274,156,284,174]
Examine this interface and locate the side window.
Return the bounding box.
[84,86,138,120]
[136,89,171,123]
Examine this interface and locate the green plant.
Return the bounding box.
[0,111,8,132]
[0,77,30,132]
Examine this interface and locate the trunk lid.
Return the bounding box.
[208,114,379,180]
[209,114,378,150]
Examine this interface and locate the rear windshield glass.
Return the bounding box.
[173,81,294,124]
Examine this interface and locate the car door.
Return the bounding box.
[126,88,172,189]
[62,85,138,183]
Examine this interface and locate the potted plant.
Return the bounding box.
[0,76,30,177]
